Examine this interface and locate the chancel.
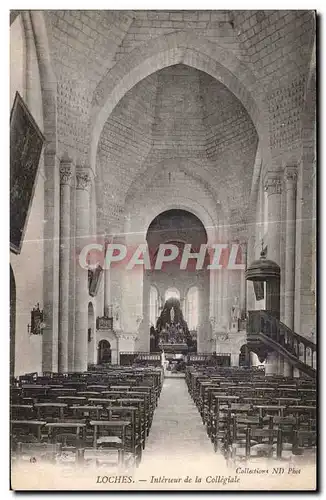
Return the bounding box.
[10,9,316,489]
[155,297,194,353]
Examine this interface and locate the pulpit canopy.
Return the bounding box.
[245,250,280,282]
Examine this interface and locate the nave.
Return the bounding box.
[137,376,216,468]
[9,10,317,491]
[10,363,316,490]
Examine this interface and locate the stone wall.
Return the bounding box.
[10,15,45,376]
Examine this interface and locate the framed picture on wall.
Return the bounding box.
[10,91,45,254]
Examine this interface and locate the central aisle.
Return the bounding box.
[135,377,225,486]
[142,377,215,458]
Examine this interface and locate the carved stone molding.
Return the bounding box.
[76,168,92,191]
[118,333,138,341]
[284,166,298,186]
[60,164,73,186]
[264,172,282,196]
[216,333,229,342]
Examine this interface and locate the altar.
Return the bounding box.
[153,297,195,354]
[160,342,188,353]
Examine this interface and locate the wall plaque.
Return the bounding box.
[96,316,113,330]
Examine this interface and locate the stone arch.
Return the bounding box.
[97,332,119,365]
[29,11,57,149]
[125,196,219,248]
[97,339,112,365]
[90,31,271,172]
[165,287,181,302]
[239,344,251,367]
[126,158,221,207]
[142,208,211,353]
[123,158,223,241]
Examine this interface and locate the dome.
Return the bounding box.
[245,250,280,281]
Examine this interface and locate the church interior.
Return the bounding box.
[10,10,316,485]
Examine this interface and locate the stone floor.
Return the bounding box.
[135,377,224,484]
[142,377,214,457]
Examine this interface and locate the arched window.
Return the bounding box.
[186,286,198,330]
[165,287,180,302]
[149,285,159,326]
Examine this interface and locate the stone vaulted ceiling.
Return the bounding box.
[43,10,315,233]
[96,64,258,232]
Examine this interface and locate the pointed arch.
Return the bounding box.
[90,31,271,172]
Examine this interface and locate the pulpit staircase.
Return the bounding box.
[246,310,316,379]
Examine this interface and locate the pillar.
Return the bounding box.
[58,155,73,372]
[221,224,229,329]
[68,174,76,372]
[231,353,239,367]
[74,165,92,372]
[283,166,297,377]
[140,272,150,350]
[103,239,112,317]
[240,241,247,319]
[265,171,282,264]
[264,171,283,375]
[216,225,223,324]
[265,351,279,376]
[284,166,297,330]
[246,234,255,311]
[42,151,60,373]
[104,267,111,317]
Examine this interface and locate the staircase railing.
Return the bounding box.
[247,310,316,376]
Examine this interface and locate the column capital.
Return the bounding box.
[284,165,298,185]
[75,165,93,191]
[264,171,283,195]
[60,158,73,186]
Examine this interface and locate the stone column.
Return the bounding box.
[246,234,255,311]
[215,225,223,324]
[284,166,297,330]
[104,267,111,317]
[265,351,279,376]
[58,155,73,373]
[283,166,297,377]
[264,171,283,375]
[265,171,283,265]
[74,166,92,372]
[239,242,247,319]
[42,151,60,373]
[103,239,112,317]
[221,225,230,330]
[68,176,76,372]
